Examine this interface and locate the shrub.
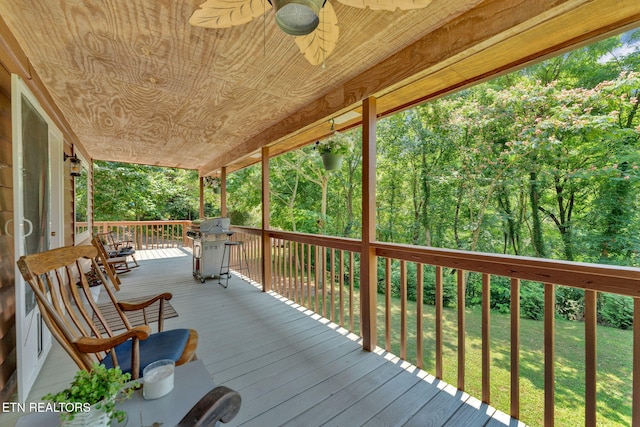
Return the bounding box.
[556,286,584,321]
[598,293,633,329]
[520,282,545,321]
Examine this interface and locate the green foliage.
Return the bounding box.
[598,293,634,329]
[489,277,512,314]
[520,282,545,321]
[555,287,584,321]
[94,162,205,220]
[227,164,262,227]
[42,364,138,422]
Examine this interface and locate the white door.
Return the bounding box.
[11,74,63,402]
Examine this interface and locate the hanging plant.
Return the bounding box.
[204,176,221,193]
[315,131,350,171]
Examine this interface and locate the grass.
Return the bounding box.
[310,285,633,427]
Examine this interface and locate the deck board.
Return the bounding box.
[7,248,524,427]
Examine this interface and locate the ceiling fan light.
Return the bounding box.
[273,0,324,36]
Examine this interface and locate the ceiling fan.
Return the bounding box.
[189,0,432,66]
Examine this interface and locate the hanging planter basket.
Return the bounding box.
[321,153,344,171]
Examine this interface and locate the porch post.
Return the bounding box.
[361,96,377,351]
[221,167,227,217]
[261,146,271,292]
[199,176,204,218]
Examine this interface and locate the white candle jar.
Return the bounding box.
[142,359,175,400]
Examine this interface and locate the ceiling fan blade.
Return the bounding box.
[189,0,271,28]
[295,2,339,66]
[337,0,431,11]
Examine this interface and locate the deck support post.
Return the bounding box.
[261,146,271,292]
[360,96,377,351]
[221,166,227,217]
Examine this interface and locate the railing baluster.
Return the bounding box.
[294,242,300,304]
[416,262,423,369]
[482,273,491,404]
[385,258,392,352]
[458,269,466,391]
[277,239,283,294]
[585,289,597,427]
[511,278,520,419]
[306,243,312,309]
[254,234,258,282]
[339,250,345,327]
[293,241,299,303]
[314,246,319,314]
[330,248,336,322]
[273,238,279,292]
[300,242,305,304]
[297,243,301,307]
[545,283,555,427]
[321,247,327,318]
[286,240,290,297]
[297,242,303,305]
[400,260,407,361]
[436,265,443,379]
[634,298,640,426]
[278,239,286,295]
[284,240,292,299]
[349,252,354,333]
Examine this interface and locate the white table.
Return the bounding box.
[14,360,215,426]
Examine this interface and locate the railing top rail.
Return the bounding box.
[94,220,192,225]
[230,225,262,236]
[374,241,640,297]
[267,229,362,253]
[96,222,640,296]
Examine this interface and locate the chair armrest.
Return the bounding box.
[118,293,173,311]
[74,325,151,353]
[177,386,242,426]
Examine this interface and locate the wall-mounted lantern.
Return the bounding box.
[64,153,82,177]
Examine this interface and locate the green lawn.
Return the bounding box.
[316,288,633,427]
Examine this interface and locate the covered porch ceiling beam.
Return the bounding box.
[200,0,640,176]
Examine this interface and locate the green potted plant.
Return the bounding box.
[204,176,221,193]
[42,363,138,426]
[315,132,350,171]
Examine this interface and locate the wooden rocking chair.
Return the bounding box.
[16,245,198,379]
[103,229,140,268]
[95,231,139,273]
[92,236,123,291]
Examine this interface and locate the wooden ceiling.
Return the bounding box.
[1,0,639,176]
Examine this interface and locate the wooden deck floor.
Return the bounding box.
[4,248,525,427]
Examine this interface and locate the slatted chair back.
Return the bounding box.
[92,236,122,291]
[107,228,135,251]
[16,245,139,373]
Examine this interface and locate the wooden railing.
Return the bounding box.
[83,221,639,425]
[233,226,640,427]
[93,220,193,249]
[371,242,640,426]
[228,226,263,285]
[268,230,362,334]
